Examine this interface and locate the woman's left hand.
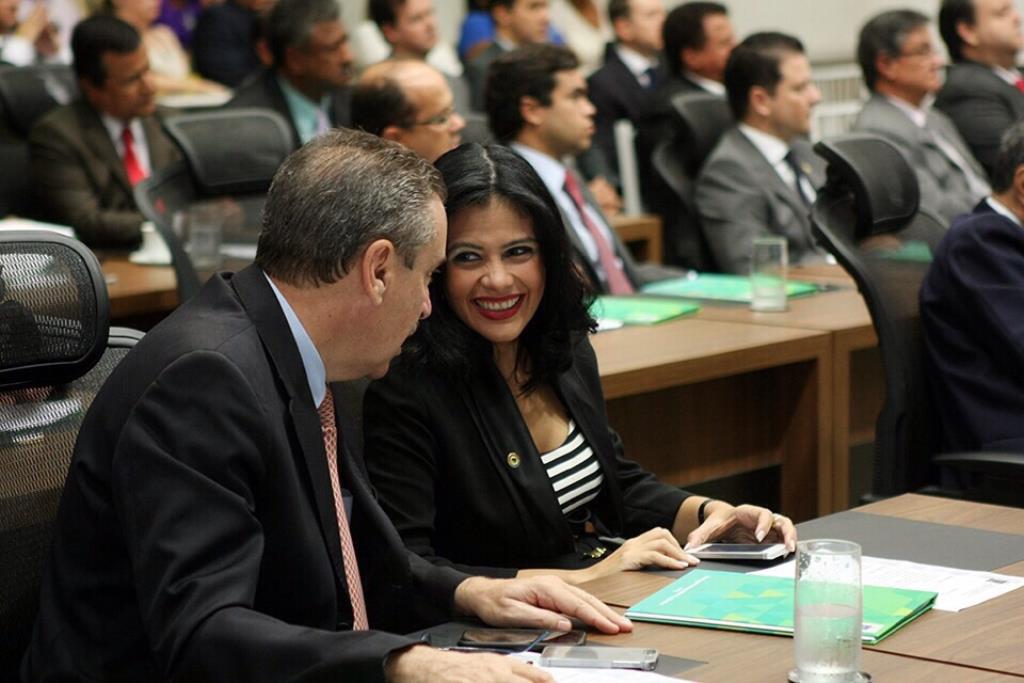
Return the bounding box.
[683,502,797,553]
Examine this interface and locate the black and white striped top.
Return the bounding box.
[541,420,604,516]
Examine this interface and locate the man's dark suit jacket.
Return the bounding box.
[28,99,180,248]
[920,200,1024,454]
[464,41,505,112]
[587,44,665,191]
[228,69,352,149]
[696,127,826,274]
[22,265,466,682]
[192,0,262,87]
[363,336,692,576]
[935,61,1024,176]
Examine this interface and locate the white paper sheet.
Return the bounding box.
[752,555,1024,612]
[510,652,693,682]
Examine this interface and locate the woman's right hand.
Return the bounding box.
[582,528,699,582]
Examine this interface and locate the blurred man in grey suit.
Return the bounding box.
[696,32,825,274]
[855,9,989,224]
[936,0,1024,175]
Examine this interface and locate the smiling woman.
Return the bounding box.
[362,143,796,585]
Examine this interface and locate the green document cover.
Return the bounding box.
[640,274,821,302]
[625,569,936,645]
[590,296,701,326]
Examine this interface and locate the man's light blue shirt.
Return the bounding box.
[264,272,326,406]
[277,76,331,145]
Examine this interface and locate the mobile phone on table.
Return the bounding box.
[688,542,788,560]
[539,645,658,670]
[457,628,586,651]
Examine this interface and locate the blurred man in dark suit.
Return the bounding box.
[587,0,666,188]
[29,15,179,248]
[22,127,631,683]
[464,0,550,112]
[854,9,989,223]
[659,1,734,100]
[228,0,352,146]
[936,0,1024,175]
[351,59,465,162]
[696,32,826,274]
[921,119,1024,454]
[192,0,273,87]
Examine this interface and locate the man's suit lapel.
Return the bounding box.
[926,110,987,179]
[230,266,348,593]
[733,130,810,231]
[76,101,132,195]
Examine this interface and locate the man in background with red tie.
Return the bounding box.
[486,43,680,295]
[23,128,631,683]
[936,0,1024,177]
[28,15,179,248]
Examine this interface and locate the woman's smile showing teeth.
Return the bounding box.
[474,295,524,320]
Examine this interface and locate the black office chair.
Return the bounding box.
[811,133,1024,505]
[134,108,294,303]
[0,64,78,138]
[0,231,143,678]
[650,92,732,271]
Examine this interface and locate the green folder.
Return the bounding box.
[625,569,936,645]
[590,296,700,326]
[640,274,821,302]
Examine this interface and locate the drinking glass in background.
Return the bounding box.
[184,204,223,271]
[789,539,869,683]
[750,236,788,312]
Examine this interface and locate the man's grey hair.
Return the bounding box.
[991,120,1024,193]
[265,0,340,66]
[256,128,445,286]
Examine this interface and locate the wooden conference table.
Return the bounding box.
[583,494,1024,681]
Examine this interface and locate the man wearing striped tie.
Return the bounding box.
[28,15,180,248]
[24,129,631,683]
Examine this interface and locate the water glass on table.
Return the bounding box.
[789,539,869,683]
[750,236,788,311]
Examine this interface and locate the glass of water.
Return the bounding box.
[788,539,869,683]
[750,236,788,311]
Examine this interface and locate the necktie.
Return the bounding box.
[783,150,811,207]
[563,170,635,295]
[640,66,657,90]
[121,125,146,186]
[318,386,369,630]
[1014,76,1024,94]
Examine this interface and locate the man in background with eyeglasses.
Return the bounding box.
[854,9,989,223]
[351,59,465,163]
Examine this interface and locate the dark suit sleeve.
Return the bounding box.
[573,338,691,537]
[192,8,257,87]
[29,117,143,248]
[363,370,518,578]
[112,350,416,682]
[938,87,1014,175]
[587,72,621,182]
[696,154,771,274]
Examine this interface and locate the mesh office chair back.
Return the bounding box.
[135,108,295,303]
[650,92,731,270]
[811,134,948,499]
[0,231,142,678]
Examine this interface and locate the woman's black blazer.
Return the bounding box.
[363,336,691,576]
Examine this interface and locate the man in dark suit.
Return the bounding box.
[464,0,550,112]
[488,44,680,294]
[368,0,471,115]
[658,1,734,101]
[587,0,666,190]
[696,32,826,274]
[351,59,465,162]
[228,0,352,147]
[22,128,631,683]
[854,9,989,224]
[192,0,272,87]
[28,15,179,248]
[936,0,1024,176]
[920,119,1024,454]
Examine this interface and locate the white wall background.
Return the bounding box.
[339,0,1024,64]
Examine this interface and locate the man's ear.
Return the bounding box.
[875,52,897,84]
[1011,164,1024,202]
[956,19,979,49]
[381,23,399,46]
[359,238,396,304]
[520,95,545,127]
[380,124,405,144]
[748,85,772,118]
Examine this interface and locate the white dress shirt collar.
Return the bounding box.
[992,65,1022,87]
[738,123,789,167]
[885,94,929,128]
[986,196,1023,228]
[511,142,568,191]
[615,44,657,83]
[683,71,726,96]
[263,272,327,407]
